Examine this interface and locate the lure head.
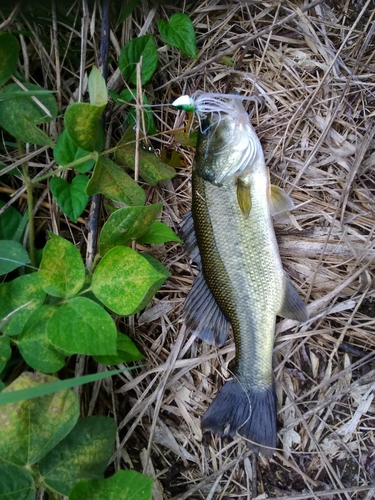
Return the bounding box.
[172,95,196,112]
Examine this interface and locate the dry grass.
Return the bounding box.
[2,0,375,498]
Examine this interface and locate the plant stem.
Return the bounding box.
[18,139,36,268]
[131,60,143,253]
[31,152,98,184]
[85,0,111,270]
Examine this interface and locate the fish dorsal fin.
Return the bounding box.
[184,271,230,347]
[236,177,251,217]
[278,274,308,322]
[178,210,201,265]
[178,211,230,346]
[269,185,294,216]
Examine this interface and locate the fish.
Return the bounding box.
[179,95,308,456]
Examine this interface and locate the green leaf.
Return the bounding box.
[69,470,153,500]
[110,89,157,135]
[0,273,46,336]
[94,332,144,365]
[38,234,85,298]
[0,201,23,241]
[158,13,197,58]
[220,55,235,67]
[0,162,21,176]
[124,93,157,136]
[173,130,198,147]
[0,83,57,146]
[125,106,157,136]
[131,253,173,314]
[0,372,79,466]
[47,297,117,356]
[50,175,89,223]
[0,368,129,406]
[159,148,185,167]
[119,35,158,85]
[137,220,182,244]
[40,416,116,496]
[88,66,108,107]
[86,156,145,206]
[64,102,105,152]
[0,90,55,102]
[0,240,30,275]
[54,130,95,173]
[91,246,169,315]
[118,0,139,24]
[142,252,170,276]
[99,204,162,256]
[115,129,176,186]
[0,335,11,374]
[115,88,136,103]
[0,463,34,500]
[18,306,68,373]
[0,33,20,86]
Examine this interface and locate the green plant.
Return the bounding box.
[0,372,153,499]
[0,10,197,499]
[0,37,185,374]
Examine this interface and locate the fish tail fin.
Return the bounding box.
[201,379,277,457]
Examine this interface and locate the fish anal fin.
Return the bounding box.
[269,185,294,216]
[184,271,230,347]
[236,177,251,217]
[278,275,308,322]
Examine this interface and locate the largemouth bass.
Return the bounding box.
[180,96,308,456]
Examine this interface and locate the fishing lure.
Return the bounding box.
[126,91,262,136]
[172,91,262,132]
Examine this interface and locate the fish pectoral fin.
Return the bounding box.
[236,178,251,217]
[184,271,230,347]
[273,211,292,224]
[269,185,294,216]
[278,274,308,322]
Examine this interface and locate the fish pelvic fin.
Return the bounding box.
[278,274,308,322]
[236,177,251,217]
[269,185,294,216]
[201,380,277,457]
